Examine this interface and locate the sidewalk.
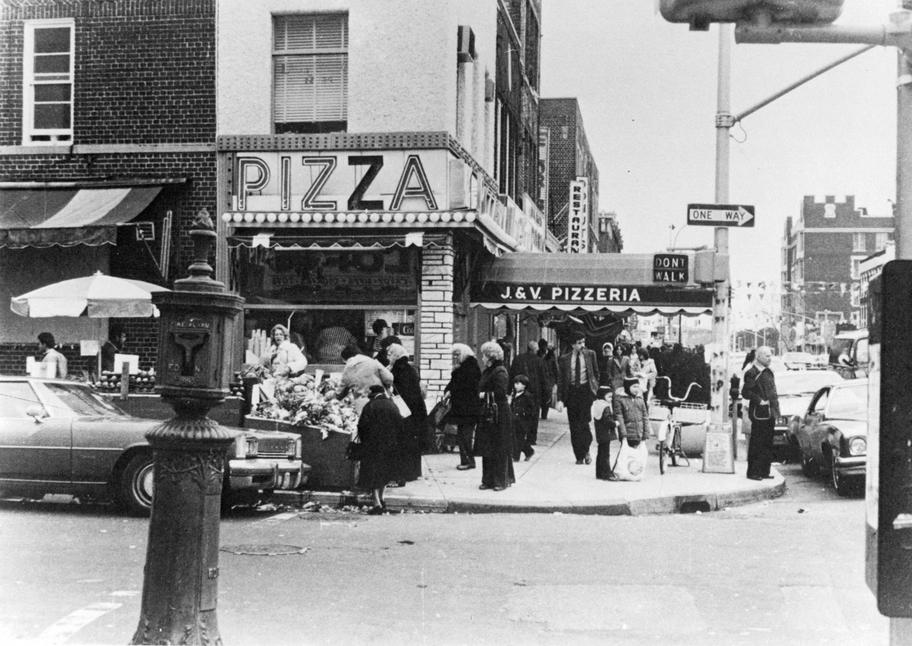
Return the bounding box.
[274,410,785,515]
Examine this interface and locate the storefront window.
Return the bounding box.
[244,307,416,366]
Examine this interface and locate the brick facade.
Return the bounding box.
[418,238,455,400]
[0,0,216,375]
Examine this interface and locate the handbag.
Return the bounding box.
[753,403,771,421]
[429,393,452,428]
[613,440,647,481]
[481,392,499,426]
[390,392,412,418]
[345,440,364,461]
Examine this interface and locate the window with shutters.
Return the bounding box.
[22,20,74,145]
[273,13,348,134]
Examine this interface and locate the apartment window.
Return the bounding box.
[875,232,889,249]
[273,13,348,134]
[852,232,866,252]
[23,20,74,144]
[851,256,863,280]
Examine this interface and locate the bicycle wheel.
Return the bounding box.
[659,440,666,475]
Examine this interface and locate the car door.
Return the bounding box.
[799,387,830,462]
[0,380,72,483]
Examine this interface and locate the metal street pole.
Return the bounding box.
[711,23,733,458]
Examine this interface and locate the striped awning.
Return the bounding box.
[0,187,162,248]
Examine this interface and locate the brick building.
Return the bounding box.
[781,195,893,349]
[539,97,600,250]
[216,0,546,397]
[0,0,216,375]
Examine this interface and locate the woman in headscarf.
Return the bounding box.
[444,343,482,470]
[475,340,515,491]
[357,385,403,514]
[265,324,308,377]
[386,343,427,485]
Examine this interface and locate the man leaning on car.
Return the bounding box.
[741,346,779,481]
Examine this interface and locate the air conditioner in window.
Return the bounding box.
[457,25,476,63]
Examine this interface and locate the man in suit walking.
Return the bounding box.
[557,331,600,464]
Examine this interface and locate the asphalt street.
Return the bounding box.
[0,461,888,646]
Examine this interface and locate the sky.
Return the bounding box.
[539,0,898,325]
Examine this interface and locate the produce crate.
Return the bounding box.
[244,415,354,491]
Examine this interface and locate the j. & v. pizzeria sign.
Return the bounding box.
[472,282,713,307]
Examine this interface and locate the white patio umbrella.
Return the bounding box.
[11,270,168,318]
[10,270,170,377]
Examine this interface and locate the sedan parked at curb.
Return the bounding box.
[741,369,844,463]
[0,377,309,515]
[795,379,868,496]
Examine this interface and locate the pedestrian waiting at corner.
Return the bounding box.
[510,373,536,462]
[556,331,599,465]
[443,343,482,471]
[475,340,515,491]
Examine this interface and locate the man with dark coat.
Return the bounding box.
[740,345,780,481]
[556,331,600,464]
[509,340,547,445]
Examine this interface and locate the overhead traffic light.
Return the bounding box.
[659,0,845,30]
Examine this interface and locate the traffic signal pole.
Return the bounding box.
[711,24,733,455]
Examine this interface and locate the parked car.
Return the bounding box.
[0,377,309,514]
[795,379,868,496]
[740,369,845,463]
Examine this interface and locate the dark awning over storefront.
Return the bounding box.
[0,186,162,249]
[472,252,714,315]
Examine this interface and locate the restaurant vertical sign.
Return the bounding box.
[566,177,589,253]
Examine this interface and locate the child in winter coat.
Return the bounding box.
[510,374,537,462]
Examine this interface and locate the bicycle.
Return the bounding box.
[650,377,705,475]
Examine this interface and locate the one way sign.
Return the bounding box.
[686,203,755,227]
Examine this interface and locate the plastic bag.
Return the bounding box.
[614,440,648,481]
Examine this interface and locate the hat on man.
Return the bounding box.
[623,377,640,395]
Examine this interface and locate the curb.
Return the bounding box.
[272,475,786,516]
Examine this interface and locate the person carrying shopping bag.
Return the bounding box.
[612,377,649,481]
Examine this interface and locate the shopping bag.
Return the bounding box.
[613,440,648,481]
[391,393,412,418]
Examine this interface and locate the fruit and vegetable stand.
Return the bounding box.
[244,374,359,490]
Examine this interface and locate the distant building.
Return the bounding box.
[858,240,895,330]
[781,195,893,348]
[539,97,599,250]
[595,210,623,253]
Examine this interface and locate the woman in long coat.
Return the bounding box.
[476,340,515,491]
[444,343,482,470]
[357,385,402,514]
[387,343,427,484]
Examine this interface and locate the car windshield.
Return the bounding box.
[43,383,127,417]
[826,383,868,420]
[775,372,843,396]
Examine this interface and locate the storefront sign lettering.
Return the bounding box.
[566,178,589,254]
[235,152,438,212]
[472,281,714,308]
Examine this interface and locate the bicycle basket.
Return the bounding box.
[672,402,709,425]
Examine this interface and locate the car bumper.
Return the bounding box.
[227,459,310,491]
[833,455,866,478]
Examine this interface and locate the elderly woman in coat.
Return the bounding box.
[476,340,515,491]
[444,343,482,470]
[357,385,403,514]
[265,324,308,377]
[386,343,427,485]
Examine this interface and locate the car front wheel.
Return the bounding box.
[830,451,851,497]
[119,453,154,516]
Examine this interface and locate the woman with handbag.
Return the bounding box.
[476,340,515,491]
[356,385,403,514]
[444,343,482,470]
[387,343,427,486]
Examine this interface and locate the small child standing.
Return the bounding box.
[510,374,537,462]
